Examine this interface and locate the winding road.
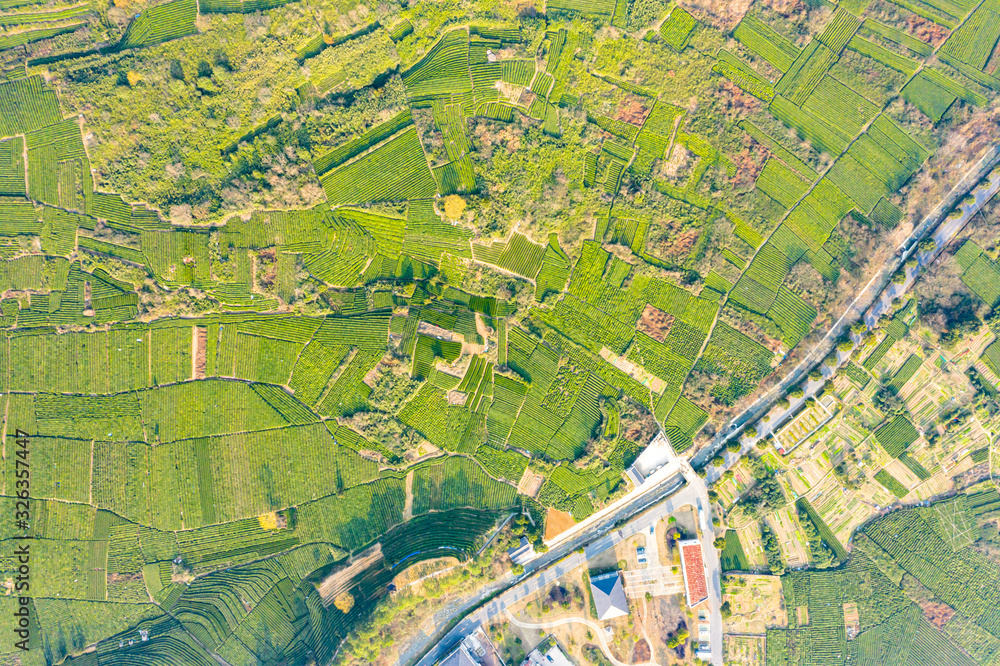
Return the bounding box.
[503,609,658,666]
[405,459,724,666]
[402,144,1000,666]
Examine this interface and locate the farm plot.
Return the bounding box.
[774,403,834,454]
[734,14,800,71]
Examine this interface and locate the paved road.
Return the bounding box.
[401,470,688,666]
[692,143,1000,481]
[503,608,659,666]
[409,469,724,666]
[403,143,1000,666]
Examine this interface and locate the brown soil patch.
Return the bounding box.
[907,15,948,47]
[632,639,651,662]
[796,605,809,626]
[317,544,383,606]
[678,0,751,31]
[403,471,414,522]
[446,387,469,405]
[598,347,667,393]
[667,228,701,259]
[517,467,545,497]
[544,508,576,541]
[921,599,956,629]
[475,312,493,340]
[193,326,207,380]
[108,572,143,583]
[416,321,455,340]
[392,556,461,587]
[363,354,388,388]
[661,145,690,178]
[637,304,674,342]
[614,96,649,126]
[761,0,800,13]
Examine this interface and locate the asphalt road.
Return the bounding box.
[402,143,1000,666]
[693,143,1000,481]
[404,469,692,666]
[412,476,720,666]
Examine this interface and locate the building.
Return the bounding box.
[626,431,673,486]
[589,571,629,620]
[522,636,574,666]
[441,645,479,666]
[678,539,708,607]
[507,537,536,566]
[440,627,502,666]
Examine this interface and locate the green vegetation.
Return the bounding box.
[0,0,997,661]
[874,415,921,458]
[769,492,1000,666]
[719,529,750,571]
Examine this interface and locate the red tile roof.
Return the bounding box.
[681,542,708,605]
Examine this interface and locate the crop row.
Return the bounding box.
[816,7,861,53]
[733,14,799,71]
[874,415,920,458]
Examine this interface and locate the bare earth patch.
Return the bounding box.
[843,602,860,639]
[403,470,414,522]
[921,599,956,629]
[637,304,675,342]
[193,326,207,379]
[517,467,545,497]
[317,544,383,606]
[446,387,469,406]
[678,0,751,31]
[599,346,668,393]
[544,508,576,541]
[632,638,651,662]
[416,321,456,340]
[615,96,649,125]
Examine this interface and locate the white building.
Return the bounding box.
[626,431,673,486]
[440,627,497,666]
[522,637,574,666]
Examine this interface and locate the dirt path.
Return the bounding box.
[317,544,383,605]
[403,470,414,522]
[503,609,661,666]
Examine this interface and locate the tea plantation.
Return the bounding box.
[1,0,998,661]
